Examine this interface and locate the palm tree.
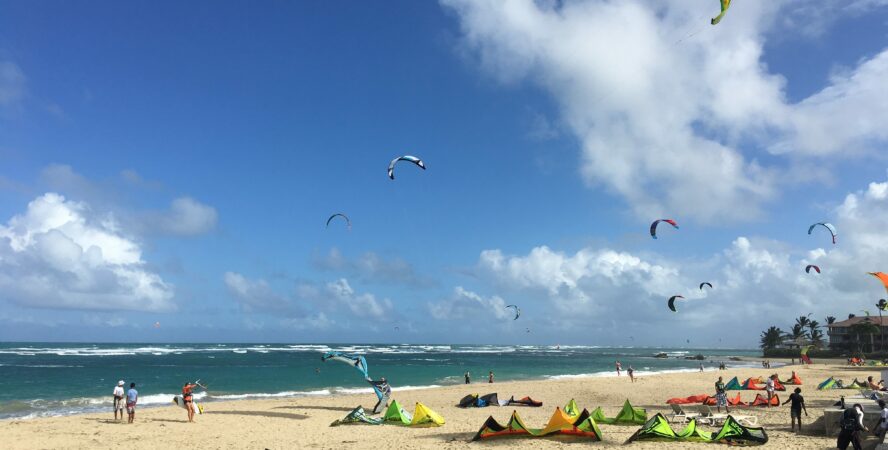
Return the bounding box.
[807,320,823,347]
[825,316,836,325]
[790,323,806,340]
[795,315,812,330]
[760,326,784,350]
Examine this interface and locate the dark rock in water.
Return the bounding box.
[729,356,742,361]
[653,352,668,358]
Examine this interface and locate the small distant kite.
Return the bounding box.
[326,213,351,230]
[505,305,520,320]
[667,295,685,312]
[387,155,425,180]
[650,219,679,239]
[862,310,872,317]
[805,265,821,274]
[711,0,731,25]
[699,282,713,291]
[526,328,531,333]
[394,326,399,331]
[869,272,888,295]
[153,322,161,328]
[808,222,837,244]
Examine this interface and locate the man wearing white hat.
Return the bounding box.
[113,380,125,420]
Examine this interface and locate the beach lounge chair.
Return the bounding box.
[669,404,700,423]
[695,405,728,426]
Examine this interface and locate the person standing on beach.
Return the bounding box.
[615,361,622,376]
[182,381,200,422]
[699,363,704,373]
[126,382,138,424]
[781,387,807,432]
[112,380,125,420]
[627,365,635,382]
[765,375,776,408]
[715,376,729,413]
[488,371,494,383]
[837,404,867,450]
[464,372,470,384]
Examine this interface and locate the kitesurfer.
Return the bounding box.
[715,376,729,413]
[182,381,200,422]
[371,377,392,414]
[464,371,470,384]
[615,361,622,376]
[627,366,635,382]
[488,371,494,384]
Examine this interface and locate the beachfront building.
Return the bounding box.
[827,316,888,351]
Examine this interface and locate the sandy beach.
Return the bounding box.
[1,362,883,449]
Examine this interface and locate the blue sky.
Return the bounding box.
[0,0,887,346]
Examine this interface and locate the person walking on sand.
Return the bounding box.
[112,380,125,420]
[627,365,635,382]
[464,371,471,384]
[488,371,494,383]
[715,376,729,413]
[126,382,138,424]
[765,375,776,408]
[782,387,807,432]
[699,363,704,373]
[838,403,867,450]
[615,361,622,376]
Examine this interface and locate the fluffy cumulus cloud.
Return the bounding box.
[0,193,174,311]
[441,0,888,222]
[463,173,888,344]
[223,272,393,328]
[428,286,510,320]
[156,197,218,236]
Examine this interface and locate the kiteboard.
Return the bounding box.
[173,395,204,414]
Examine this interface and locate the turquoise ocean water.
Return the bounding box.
[0,343,762,419]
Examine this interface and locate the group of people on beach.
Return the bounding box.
[614,361,636,382]
[463,371,494,384]
[112,381,138,423]
[112,380,202,423]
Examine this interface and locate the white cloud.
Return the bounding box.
[428,286,510,320]
[324,278,393,319]
[0,193,174,311]
[463,172,888,343]
[223,272,393,325]
[224,271,290,313]
[441,0,888,222]
[157,197,218,235]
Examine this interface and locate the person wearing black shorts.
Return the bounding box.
[781,387,807,432]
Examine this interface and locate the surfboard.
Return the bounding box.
[172,395,204,414]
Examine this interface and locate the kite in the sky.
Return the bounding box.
[153,322,160,328]
[387,155,425,180]
[326,213,351,230]
[506,305,520,320]
[667,295,685,312]
[699,282,713,291]
[805,265,821,274]
[711,0,731,25]
[869,272,888,295]
[808,222,837,244]
[650,219,679,239]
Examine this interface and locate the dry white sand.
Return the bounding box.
[1,362,883,449]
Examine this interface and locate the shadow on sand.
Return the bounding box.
[274,405,354,412]
[206,410,309,420]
